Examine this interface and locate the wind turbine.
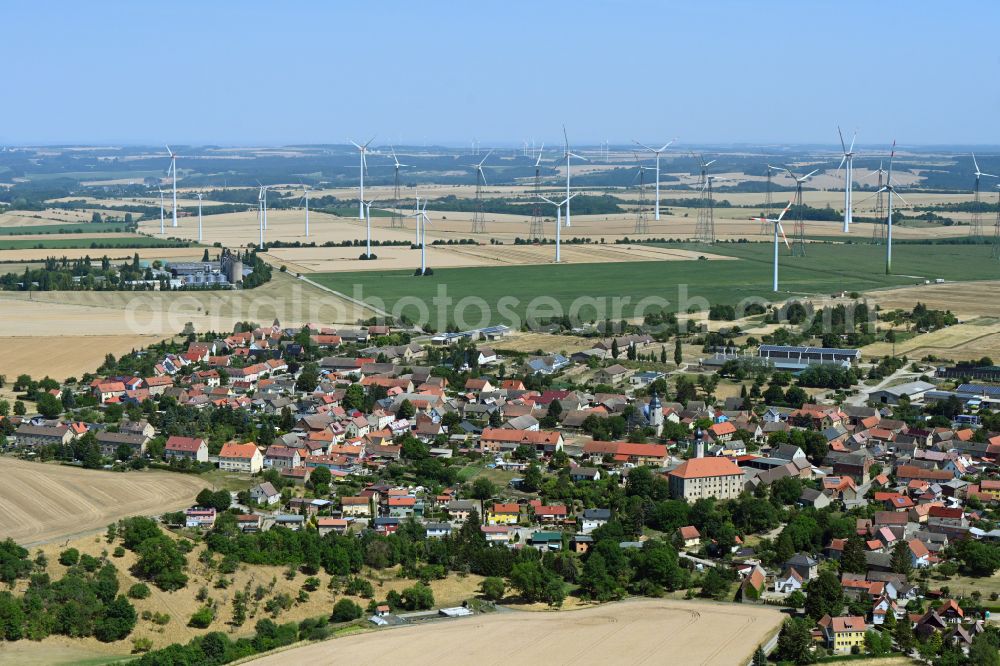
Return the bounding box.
[876,141,910,274]
[157,187,165,235]
[165,146,178,228]
[362,198,379,258]
[538,193,578,263]
[837,127,858,233]
[350,137,375,219]
[632,152,653,234]
[783,167,819,256]
[634,137,676,220]
[257,185,265,249]
[751,200,794,292]
[390,147,410,229]
[562,126,587,227]
[693,155,719,243]
[971,153,997,240]
[409,199,431,275]
[300,184,311,238]
[196,192,204,243]
[470,149,493,233]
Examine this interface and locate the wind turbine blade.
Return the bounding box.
[973,152,980,174]
[982,172,999,178]
[776,199,795,222]
[893,190,911,207]
[802,169,819,180]
[634,140,655,152]
[837,155,847,172]
[539,196,557,206]
[848,131,857,153]
[479,149,493,166]
[704,159,716,167]
[350,140,362,150]
[658,139,675,152]
[563,125,569,149]
[364,136,376,148]
[480,168,488,186]
[838,126,847,154]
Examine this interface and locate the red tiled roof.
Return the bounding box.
[668,457,742,479]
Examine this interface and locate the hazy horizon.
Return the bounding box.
[3,1,998,146]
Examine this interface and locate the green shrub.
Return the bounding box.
[128,583,151,599]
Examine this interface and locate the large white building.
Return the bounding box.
[668,456,744,502]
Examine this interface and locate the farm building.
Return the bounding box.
[757,345,860,370]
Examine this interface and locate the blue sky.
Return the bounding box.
[3,1,998,146]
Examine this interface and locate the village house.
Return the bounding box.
[164,435,209,463]
[218,441,263,474]
[668,456,744,501]
[317,517,349,536]
[818,615,867,654]
[249,482,281,505]
[487,502,521,525]
[479,428,564,455]
[96,431,148,459]
[341,496,372,518]
[582,441,668,466]
[13,423,73,448]
[677,525,701,549]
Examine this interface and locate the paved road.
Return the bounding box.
[843,366,932,407]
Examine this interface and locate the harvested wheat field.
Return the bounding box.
[0,245,206,263]
[863,321,1000,362]
[867,281,1000,320]
[0,458,209,547]
[263,241,735,273]
[0,334,166,380]
[251,598,783,666]
[0,271,374,338]
[495,332,597,355]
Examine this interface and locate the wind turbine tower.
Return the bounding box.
[350,137,375,219]
[784,167,818,257]
[166,146,178,228]
[470,150,492,233]
[877,141,910,274]
[539,194,577,263]
[196,192,203,243]
[529,144,545,240]
[750,199,793,292]
[301,184,311,238]
[869,162,888,245]
[257,186,266,250]
[970,153,997,240]
[837,127,857,233]
[363,199,378,258]
[635,138,675,221]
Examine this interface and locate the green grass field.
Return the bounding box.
[0,222,128,236]
[0,236,189,250]
[309,242,1000,325]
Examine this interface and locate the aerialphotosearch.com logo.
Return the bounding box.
[122,281,878,337]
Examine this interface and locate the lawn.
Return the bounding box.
[309,242,1000,327]
[0,236,189,249]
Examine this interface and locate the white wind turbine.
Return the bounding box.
[751,199,794,292]
[196,192,204,243]
[877,141,910,274]
[350,137,375,219]
[562,126,587,227]
[257,185,268,249]
[634,137,676,220]
[837,127,858,233]
[408,199,431,275]
[157,187,165,234]
[300,184,311,238]
[362,198,379,258]
[538,193,578,263]
[165,145,178,228]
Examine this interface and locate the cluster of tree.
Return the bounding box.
[0,539,136,643]
[116,517,189,591]
[0,253,159,292]
[796,364,859,389]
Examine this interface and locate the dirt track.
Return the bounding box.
[250,598,783,666]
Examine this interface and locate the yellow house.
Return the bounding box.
[820,616,867,654]
[487,502,520,525]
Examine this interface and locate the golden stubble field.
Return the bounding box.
[0,458,209,547]
[250,598,784,666]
